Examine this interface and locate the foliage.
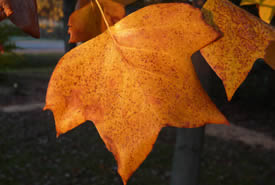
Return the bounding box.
[37,0,63,21]
[0,0,40,38]
[0,53,62,71]
[0,0,275,184]
[201,0,275,100]
[44,0,274,184]
[68,0,126,43]
[37,0,63,33]
[0,22,24,54]
[0,0,13,20]
[43,3,232,184]
[240,0,275,23]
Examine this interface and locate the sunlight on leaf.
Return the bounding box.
[241,0,275,23]
[68,0,126,43]
[201,0,275,101]
[0,0,12,20]
[45,3,228,184]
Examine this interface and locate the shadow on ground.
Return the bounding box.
[0,109,275,185]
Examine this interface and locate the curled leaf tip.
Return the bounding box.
[43,105,48,111]
[56,132,60,138]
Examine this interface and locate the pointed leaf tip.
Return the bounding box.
[201,0,275,101]
[240,0,275,23]
[46,3,228,184]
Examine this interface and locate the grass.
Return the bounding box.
[0,53,63,72]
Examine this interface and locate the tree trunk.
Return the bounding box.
[170,50,211,185]
[170,127,205,185]
[63,0,77,52]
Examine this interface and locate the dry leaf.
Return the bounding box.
[75,0,135,7]
[241,0,275,23]
[0,0,12,20]
[0,0,39,38]
[201,0,275,101]
[75,0,90,9]
[102,0,126,25]
[68,0,125,43]
[68,0,102,43]
[114,0,136,5]
[45,3,228,184]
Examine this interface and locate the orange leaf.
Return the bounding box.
[75,0,136,8]
[240,0,275,23]
[68,0,125,43]
[0,0,12,20]
[114,0,136,5]
[75,0,90,9]
[45,3,228,184]
[68,0,102,43]
[102,0,126,25]
[200,0,275,101]
[0,0,40,38]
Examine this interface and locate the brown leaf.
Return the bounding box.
[102,0,126,25]
[114,0,136,5]
[68,1,102,43]
[75,0,136,8]
[45,3,228,184]
[75,0,135,8]
[0,0,40,38]
[68,0,125,43]
[200,0,275,101]
[264,40,275,69]
[75,0,90,9]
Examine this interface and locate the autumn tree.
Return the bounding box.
[37,0,77,51]
[37,0,63,22]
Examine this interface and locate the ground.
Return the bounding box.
[0,53,274,185]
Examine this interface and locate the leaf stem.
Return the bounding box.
[94,0,116,42]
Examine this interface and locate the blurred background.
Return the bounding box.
[0,0,274,185]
